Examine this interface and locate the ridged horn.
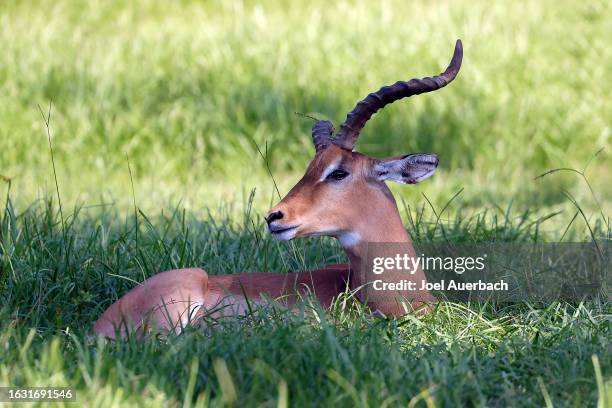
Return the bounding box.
[311,120,334,152]
[334,39,463,150]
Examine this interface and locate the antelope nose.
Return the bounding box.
[265,211,284,225]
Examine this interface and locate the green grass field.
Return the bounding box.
[1,199,610,407]
[0,0,611,406]
[1,0,610,212]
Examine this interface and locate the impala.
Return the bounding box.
[94,40,463,339]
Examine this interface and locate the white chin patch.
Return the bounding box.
[271,228,298,241]
[338,231,361,248]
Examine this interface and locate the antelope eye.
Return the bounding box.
[326,169,349,181]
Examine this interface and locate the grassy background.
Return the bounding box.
[0,0,611,406]
[0,0,610,214]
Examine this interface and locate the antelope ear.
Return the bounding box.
[374,154,439,184]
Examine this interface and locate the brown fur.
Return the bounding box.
[267,144,437,315]
[93,265,350,339]
[94,146,437,339]
[94,41,459,339]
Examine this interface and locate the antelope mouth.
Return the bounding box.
[268,224,299,240]
[268,224,298,234]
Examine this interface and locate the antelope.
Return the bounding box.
[94,40,463,339]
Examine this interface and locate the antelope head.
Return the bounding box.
[266,40,462,247]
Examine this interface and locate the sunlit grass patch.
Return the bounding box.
[0,0,610,210]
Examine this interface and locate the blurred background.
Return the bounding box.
[0,0,610,225]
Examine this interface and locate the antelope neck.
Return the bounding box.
[338,199,418,292]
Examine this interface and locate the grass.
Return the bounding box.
[0,0,610,211]
[0,0,611,406]
[0,194,610,407]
